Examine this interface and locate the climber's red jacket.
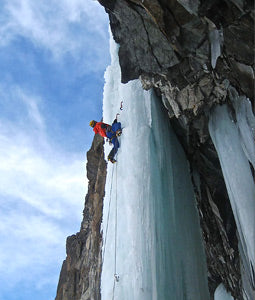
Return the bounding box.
[93,122,110,138]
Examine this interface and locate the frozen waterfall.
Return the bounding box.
[100,37,210,300]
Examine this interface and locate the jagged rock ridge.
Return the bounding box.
[55,134,106,300]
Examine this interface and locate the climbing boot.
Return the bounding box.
[116,129,122,136]
[108,156,117,164]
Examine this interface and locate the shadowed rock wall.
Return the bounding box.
[55,134,106,300]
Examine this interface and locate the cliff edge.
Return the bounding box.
[55,134,106,300]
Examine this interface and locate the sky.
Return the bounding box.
[0,1,110,299]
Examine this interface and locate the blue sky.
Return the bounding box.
[0,1,110,299]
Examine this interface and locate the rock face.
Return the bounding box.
[97,0,254,298]
[55,1,254,299]
[55,134,106,300]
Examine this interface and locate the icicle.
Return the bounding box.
[208,20,223,69]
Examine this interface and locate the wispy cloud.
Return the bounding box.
[0,85,87,295]
[0,0,109,72]
[0,131,86,217]
[19,89,45,130]
[0,84,87,215]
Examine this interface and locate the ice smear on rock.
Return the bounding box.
[209,28,222,69]
[214,284,234,300]
[101,35,210,300]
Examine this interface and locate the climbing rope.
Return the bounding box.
[101,155,119,300]
[114,154,118,277]
[102,164,115,266]
[103,108,123,299]
[112,153,119,300]
[112,276,116,300]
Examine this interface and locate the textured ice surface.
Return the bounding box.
[209,104,255,295]
[101,36,210,300]
[229,87,255,169]
[214,284,234,300]
[239,236,255,300]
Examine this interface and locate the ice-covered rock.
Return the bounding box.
[209,104,255,297]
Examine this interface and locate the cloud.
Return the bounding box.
[0,85,87,218]
[0,1,108,297]
[0,84,88,293]
[19,89,45,130]
[0,133,86,218]
[0,0,110,72]
[0,210,67,297]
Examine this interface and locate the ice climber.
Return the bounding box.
[89,119,122,163]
